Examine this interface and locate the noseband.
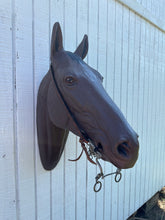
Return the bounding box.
[50,64,122,192]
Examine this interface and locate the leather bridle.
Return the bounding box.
[50,64,122,192]
[50,64,89,142]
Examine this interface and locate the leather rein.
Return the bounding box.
[50,64,122,192]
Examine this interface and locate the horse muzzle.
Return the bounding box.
[100,138,139,169]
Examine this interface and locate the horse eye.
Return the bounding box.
[65,76,76,85]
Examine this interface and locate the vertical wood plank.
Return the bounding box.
[153,28,159,192]
[149,26,156,194]
[160,32,164,187]
[33,0,51,219]
[160,33,165,186]
[155,30,162,190]
[14,0,35,219]
[159,32,164,189]
[0,0,17,219]
[142,20,150,203]
[158,32,164,188]
[145,23,153,201]
[152,29,159,193]
[149,24,155,198]
[157,30,162,190]
[137,18,146,206]
[133,14,141,211]
[151,26,157,192]
[162,34,165,185]
[155,29,161,192]
[152,26,157,192]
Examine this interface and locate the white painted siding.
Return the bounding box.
[136,0,165,22]
[0,0,165,219]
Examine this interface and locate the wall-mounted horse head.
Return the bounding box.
[37,22,139,172]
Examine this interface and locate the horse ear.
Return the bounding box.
[51,22,63,59]
[74,35,88,59]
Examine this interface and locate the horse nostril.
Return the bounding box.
[117,142,129,158]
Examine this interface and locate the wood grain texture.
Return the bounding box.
[1,0,165,219]
[0,0,16,219]
[117,0,165,32]
[14,0,36,219]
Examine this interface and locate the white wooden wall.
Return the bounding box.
[1,0,165,219]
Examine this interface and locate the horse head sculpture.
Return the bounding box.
[37,22,139,174]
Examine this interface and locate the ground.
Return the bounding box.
[128,187,165,220]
